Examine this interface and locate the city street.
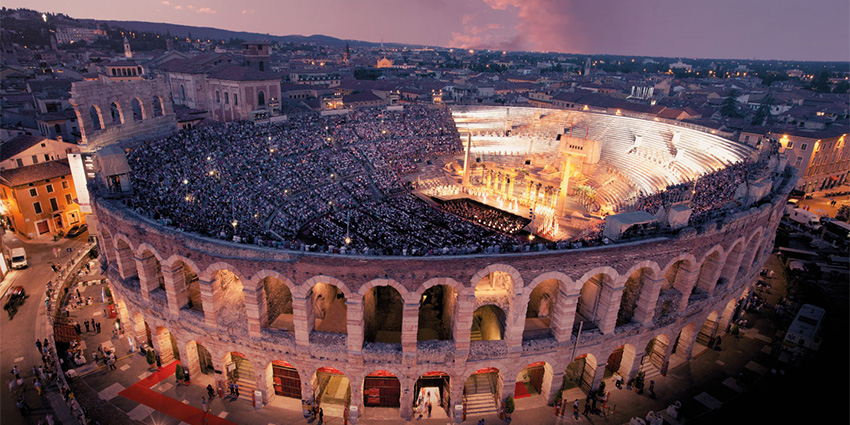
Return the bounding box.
[1,231,89,424]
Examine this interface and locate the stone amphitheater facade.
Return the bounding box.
[95,169,792,423]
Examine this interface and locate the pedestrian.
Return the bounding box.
[649,380,656,399]
[234,382,239,397]
[36,340,42,353]
[318,407,324,425]
[84,321,90,332]
[92,351,99,365]
[45,413,55,425]
[582,397,591,416]
[96,321,101,333]
[53,247,58,258]
[207,384,215,399]
[427,400,432,418]
[229,382,234,396]
[107,357,116,371]
[34,379,42,395]
[573,399,579,419]
[714,335,722,351]
[8,379,15,395]
[155,353,161,368]
[12,365,19,380]
[16,395,29,414]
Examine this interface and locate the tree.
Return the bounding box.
[354,68,381,80]
[175,363,185,382]
[504,395,515,415]
[833,80,849,94]
[811,71,831,93]
[751,93,775,126]
[720,90,741,118]
[145,349,156,369]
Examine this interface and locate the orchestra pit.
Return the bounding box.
[93,105,793,423]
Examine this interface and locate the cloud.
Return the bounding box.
[173,5,182,10]
[242,9,255,15]
[186,5,196,10]
[196,7,215,14]
[160,1,170,5]
[482,0,582,53]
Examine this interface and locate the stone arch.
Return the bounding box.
[739,229,765,279]
[114,235,138,280]
[514,360,555,402]
[161,255,201,313]
[184,339,215,379]
[672,322,698,363]
[131,97,145,121]
[522,277,559,340]
[605,343,637,379]
[639,333,670,376]
[468,264,523,298]
[180,84,186,100]
[719,237,746,288]
[693,310,721,353]
[152,96,164,117]
[362,280,404,344]
[135,245,165,297]
[658,254,698,319]
[264,359,303,401]
[251,270,296,331]
[258,90,266,107]
[303,276,349,335]
[417,280,458,342]
[616,262,660,327]
[362,369,402,409]
[110,101,123,124]
[563,353,597,395]
[573,268,617,332]
[311,366,352,414]
[471,304,506,341]
[130,310,146,341]
[207,268,248,333]
[153,326,179,363]
[89,105,103,130]
[695,245,725,296]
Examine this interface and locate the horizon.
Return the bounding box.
[4,0,850,63]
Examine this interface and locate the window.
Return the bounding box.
[65,194,73,204]
[16,159,23,167]
[795,157,803,166]
[40,143,46,147]
[216,91,220,103]
[46,184,54,193]
[233,94,238,105]
[258,90,265,106]
[50,198,59,212]
[744,135,750,142]
[29,188,38,197]
[62,181,69,189]
[33,202,42,214]
[180,85,186,100]
[44,154,50,162]
[800,143,808,151]
[787,141,794,149]
[32,155,39,164]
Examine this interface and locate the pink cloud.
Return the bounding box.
[482,0,583,53]
[197,7,215,14]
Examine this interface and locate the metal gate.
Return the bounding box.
[696,319,718,347]
[645,338,668,370]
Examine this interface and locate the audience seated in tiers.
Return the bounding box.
[124,107,778,255]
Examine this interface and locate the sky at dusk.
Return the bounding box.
[7,0,850,61]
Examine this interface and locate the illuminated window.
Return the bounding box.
[800,143,807,151]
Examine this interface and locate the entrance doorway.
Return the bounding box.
[514,362,547,399]
[464,368,500,416]
[36,220,50,235]
[363,370,400,419]
[196,343,213,375]
[564,355,595,395]
[414,372,450,419]
[272,361,301,399]
[313,367,351,418]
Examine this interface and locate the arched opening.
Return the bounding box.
[185,341,214,379]
[153,326,179,363]
[263,276,293,332]
[514,361,553,401]
[695,311,720,353]
[224,352,255,401]
[139,251,164,291]
[693,250,723,302]
[639,334,669,377]
[471,305,506,341]
[211,270,247,331]
[418,284,457,342]
[414,372,450,419]
[131,311,146,343]
[259,60,265,72]
[180,84,186,100]
[258,90,266,107]
[364,285,403,344]
[606,344,636,380]
[617,268,651,327]
[312,367,351,418]
[90,105,103,130]
[363,370,400,416]
[464,368,500,415]
[131,98,144,121]
[111,68,117,76]
[110,102,122,124]
[720,242,745,287]
[524,280,559,340]
[308,281,347,334]
[474,271,515,300]
[178,262,202,313]
[575,274,612,333]
[152,96,164,117]
[115,238,137,280]
[563,354,597,395]
[268,360,302,402]
[656,261,687,320]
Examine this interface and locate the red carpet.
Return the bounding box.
[513,381,531,399]
[119,361,238,425]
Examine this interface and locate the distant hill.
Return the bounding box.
[87,19,401,49]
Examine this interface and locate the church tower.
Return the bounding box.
[124,36,133,59]
[584,56,591,77]
[242,40,271,72]
[343,43,350,66]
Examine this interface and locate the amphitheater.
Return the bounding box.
[93,105,794,423]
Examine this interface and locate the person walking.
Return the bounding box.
[317,407,324,425]
[207,384,215,400]
[36,340,42,353]
[34,379,43,396]
[427,400,432,418]
[16,395,29,414]
[84,321,90,333]
[229,382,235,396]
[234,382,239,397]
[95,321,101,333]
[582,397,592,416]
[573,399,580,420]
[11,365,20,380]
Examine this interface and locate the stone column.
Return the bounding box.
[626,352,644,381]
[243,288,264,339]
[199,278,217,329]
[673,266,699,313]
[150,329,173,364]
[348,375,363,425]
[556,156,572,216]
[659,337,677,376]
[633,275,666,326]
[178,340,200,380]
[696,256,724,295]
[500,372,517,401]
[134,254,158,301]
[596,285,624,335]
[399,377,415,420]
[401,303,419,360]
[589,362,607,393]
[292,295,312,350]
[346,299,364,355]
[253,360,271,407]
[462,133,472,186]
[115,243,137,281]
[451,377,465,423]
[720,250,744,287]
[545,370,564,405]
[161,262,187,317]
[504,301,526,354]
[452,295,475,360]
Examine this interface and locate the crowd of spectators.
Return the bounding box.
[440,199,528,235]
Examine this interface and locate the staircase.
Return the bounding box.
[470,317,483,342]
[465,374,497,415]
[233,356,257,402]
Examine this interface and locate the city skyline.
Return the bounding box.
[6,0,850,62]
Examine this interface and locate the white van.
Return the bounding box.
[10,247,27,269]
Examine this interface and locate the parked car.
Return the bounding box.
[66,224,88,238]
[10,247,27,269]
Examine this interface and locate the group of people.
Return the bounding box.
[441,199,528,235]
[11,339,62,422]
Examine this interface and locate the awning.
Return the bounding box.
[829,175,839,181]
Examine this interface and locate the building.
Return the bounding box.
[1,159,84,238]
[1,134,79,170]
[773,128,849,192]
[54,26,106,45]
